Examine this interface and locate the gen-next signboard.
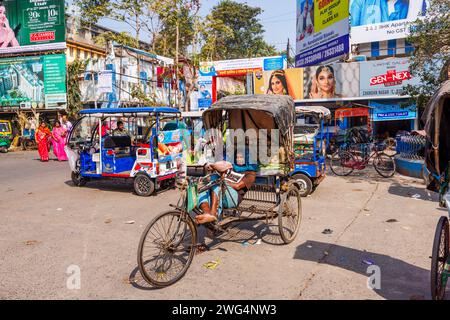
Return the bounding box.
[0,0,66,55]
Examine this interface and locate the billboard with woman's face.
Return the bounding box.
[0,0,66,54]
[253,69,304,100]
[303,63,360,100]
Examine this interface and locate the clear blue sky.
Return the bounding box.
[68,0,297,54]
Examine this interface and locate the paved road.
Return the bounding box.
[0,151,445,300]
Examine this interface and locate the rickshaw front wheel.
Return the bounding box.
[134,174,155,197]
[431,216,449,300]
[278,183,302,244]
[138,210,197,288]
[71,171,88,187]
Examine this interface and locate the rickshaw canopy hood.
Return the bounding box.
[422,80,450,191]
[295,106,331,120]
[79,107,181,116]
[203,95,295,136]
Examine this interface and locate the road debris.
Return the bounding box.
[322,229,333,235]
[386,219,398,223]
[203,259,220,270]
[125,220,135,224]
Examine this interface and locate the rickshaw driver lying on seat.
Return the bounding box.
[196,152,258,225]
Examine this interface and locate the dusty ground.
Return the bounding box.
[0,150,445,300]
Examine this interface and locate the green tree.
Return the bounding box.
[95,31,138,48]
[67,60,88,118]
[201,0,277,60]
[404,0,450,110]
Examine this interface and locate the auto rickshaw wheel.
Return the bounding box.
[71,171,88,187]
[292,174,312,197]
[134,174,155,197]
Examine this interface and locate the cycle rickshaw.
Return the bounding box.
[137,95,302,287]
[425,81,450,300]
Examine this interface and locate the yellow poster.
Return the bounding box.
[314,0,349,33]
[254,69,304,100]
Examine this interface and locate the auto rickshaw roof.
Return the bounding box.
[203,95,295,135]
[295,106,331,119]
[79,107,181,116]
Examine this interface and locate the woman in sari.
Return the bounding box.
[52,120,68,161]
[35,122,55,162]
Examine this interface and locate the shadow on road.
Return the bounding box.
[64,179,176,196]
[294,241,430,300]
[388,183,439,203]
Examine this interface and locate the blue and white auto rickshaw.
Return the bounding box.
[66,107,184,196]
[291,106,331,197]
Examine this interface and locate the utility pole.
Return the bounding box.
[286,38,290,68]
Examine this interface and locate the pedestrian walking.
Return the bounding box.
[35,122,54,162]
[52,120,68,161]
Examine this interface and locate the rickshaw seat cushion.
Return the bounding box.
[104,136,131,148]
[211,161,233,173]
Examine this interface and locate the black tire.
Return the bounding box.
[138,211,197,288]
[278,183,302,244]
[292,173,313,197]
[134,174,155,197]
[373,153,396,178]
[431,216,449,300]
[71,171,88,187]
[330,150,355,177]
[23,140,36,151]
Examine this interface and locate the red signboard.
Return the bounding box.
[335,107,370,119]
[30,31,56,42]
[369,70,412,87]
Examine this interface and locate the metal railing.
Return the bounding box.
[396,135,426,160]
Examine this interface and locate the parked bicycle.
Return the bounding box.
[330,142,396,178]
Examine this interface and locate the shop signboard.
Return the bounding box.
[370,100,417,121]
[0,54,66,108]
[253,68,304,100]
[350,0,428,44]
[197,76,213,109]
[295,0,350,67]
[0,0,66,54]
[199,56,286,77]
[359,58,420,97]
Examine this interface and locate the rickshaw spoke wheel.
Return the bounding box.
[138,211,197,287]
[330,151,355,176]
[373,153,396,178]
[278,184,302,244]
[431,216,449,300]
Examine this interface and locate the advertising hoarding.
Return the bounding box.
[350,0,428,44]
[296,0,350,67]
[0,54,66,108]
[0,0,65,55]
[253,69,304,100]
[359,58,420,97]
[199,56,286,77]
[303,62,360,99]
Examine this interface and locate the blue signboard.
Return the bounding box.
[296,34,350,67]
[370,100,417,122]
[263,57,285,71]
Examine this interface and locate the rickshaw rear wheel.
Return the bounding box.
[134,174,155,197]
[431,216,449,300]
[71,171,88,187]
[278,183,302,244]
[292,173,312,197]
[138,210,197,288]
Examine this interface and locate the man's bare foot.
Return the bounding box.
[195,213,218,225]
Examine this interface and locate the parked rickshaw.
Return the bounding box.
[137,95,302,287]
[0,119,13,153]
[425,81,450,300]
[291,106,331,196]
[66,107,183,196]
